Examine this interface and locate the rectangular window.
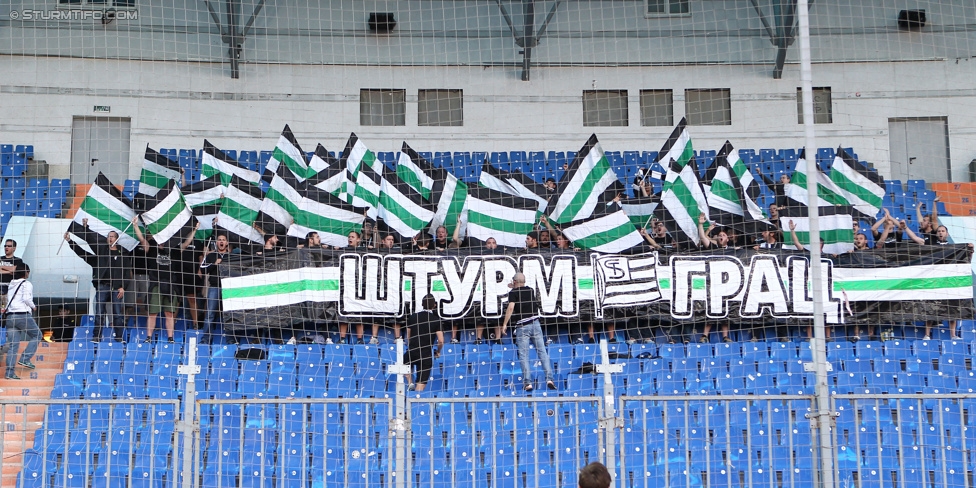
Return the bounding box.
[583,90,629,127]
[640,89,674,127]
[646,0,689,16]
[360,89,406,127]
[684,88,731,126]
[797,87,833,124]
[418,89,463,127]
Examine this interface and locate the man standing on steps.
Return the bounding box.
[0,239,24,302]
[499,272,556,391]
[1,263,40,380]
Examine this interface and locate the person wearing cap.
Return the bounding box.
[1,263,39,380]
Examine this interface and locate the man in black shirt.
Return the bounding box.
[65,220,131,342]
[500,273,556,391]
[403,294,444,391]
[200,232,232,344]
[0,239,25,304]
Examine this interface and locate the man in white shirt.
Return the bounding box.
[1,263,39,380]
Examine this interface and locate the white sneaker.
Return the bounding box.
[325,337,334,345]
[923,335,931,340]
[286,337,297,345]
[369,337,379,345]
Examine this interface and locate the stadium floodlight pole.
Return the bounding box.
[797,2,836,488]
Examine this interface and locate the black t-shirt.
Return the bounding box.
[880,233,903,248]
[149,245,180,290]
[132,245,151,276]
[507,286,539,325]
[201,251,229,288]
[0,255,24,286]
[178,244,201,289]
[407,310,440,350]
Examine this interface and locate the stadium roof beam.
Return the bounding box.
[495,0,562,81]
[750,0,814,79]
[202,0,267,79]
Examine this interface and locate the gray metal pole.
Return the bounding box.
[388,338,410,488]
[796,2,836,488]
[178,337,202,488]
[596,339,623,488]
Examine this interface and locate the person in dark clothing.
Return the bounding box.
[0,239,25,302]
[499,273,556,391]
[65,219,131,342]
[49,306,77,342]
[200,232,233,344]
[403,294,444,391]
[133,216,197,343]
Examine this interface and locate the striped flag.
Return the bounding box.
[71,173,138,250]
[593,254,662,318]
[307,144,346,195]
[264,124,312,182]
[396,143,435,200]
[548,134,622,224]
[308,143,338,176]
[216,175,265,245]
[71,174,138,249]
[829,147,886,220]
[705,141,772,234]
[429,180,468,240]
[780,204,855,255]
[259,166,302,235]
[465,185,539,248]
[140,180,193,245]
[139,146,182,197]
[655,118,709,245]
[287,184,365,248]
[183,177,223,241]
[340,134,382,217]
[202,140,261,186]
[504,169,550,214]
[619,195,660,229]
[784,150,850,210]
[560,203,644,254]
[377,171,435,240]
[478,160,518,194]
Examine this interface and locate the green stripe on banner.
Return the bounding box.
[675,140,694,169]
[271,147,307,180]
[266,186,302,216]
[146,199,187,235]
[432,281,447,292]
[572,221,639,250]
[362,150,379,172]
[835,275,972,292]
[790,229,855,245]
[666,176,703,218]
[397,166,431,200]
[223,279,340,299]
[578,279,593,290]
[379,193,429,232]
[692,278,705,289]
[467,210,535,235]
[709,179,739,205]
[140,170,172,190]
[831,169,884,208]
[731,159,748,180]
[295,211,361,237]
[559,157,612,223]
[659,279,670,290]
[82,197,137,239]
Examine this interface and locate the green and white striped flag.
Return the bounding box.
[70,173,138,250]
[785,150,850,209]
[202,140,261,186]
[183,177,223,241]
[781,204,855,255]
[396,143,434,200]
[399,143,469,237]
[465,185,539,248]
[264,124,313,183]
[340,134,382,218]
[377,171,435,239]
[139,146,182,197]
[549,134,622,224]
[620,195,659,229]
[561,203,644,254]
[287,184,365,248]
[829,147,886,221]
[140,180,193,245]
[259,168,302,235]
[705,141,771,234]
[656,118,709,245]
[216,175,265,244]
[307,144,346,195]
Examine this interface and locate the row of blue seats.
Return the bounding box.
[63,330,976,363]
